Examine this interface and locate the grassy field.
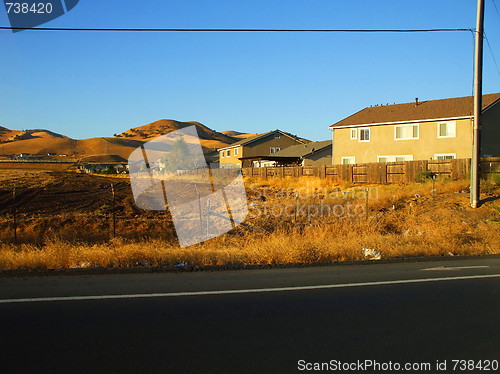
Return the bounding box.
[0,170,499,270]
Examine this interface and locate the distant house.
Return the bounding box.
[245,140,332,166]
[80,163,128,174]
[30,153,48,160]
[329,93,500,165]
[217,129,307,168]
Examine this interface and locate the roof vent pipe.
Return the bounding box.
[415,98,419,106]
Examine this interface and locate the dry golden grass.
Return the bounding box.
[0,177,499,270]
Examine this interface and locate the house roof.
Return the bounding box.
[330,93,500,128]
[217,129,307,151]
[270,140,331,158]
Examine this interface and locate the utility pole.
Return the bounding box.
[471,0,484,208]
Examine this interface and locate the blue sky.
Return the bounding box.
[1,0,500,141]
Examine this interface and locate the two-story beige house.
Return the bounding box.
[218,130,306,168]
[329,93,500,165]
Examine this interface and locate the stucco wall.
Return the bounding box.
[332,118,473,164]
[219,145,243,166]
[303,146,333,166]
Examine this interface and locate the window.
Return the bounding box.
[221,151,224,158]
[234,148,238,156]
[226,150,230,157]
[395,124,419,140]
[437,121,456,138]
[350,128,357,140]
[342,157,356,165]
[274,133,281,139]
[377,155,413,162]
[435,153,456,160]
[270,147,280,154]
[359,128,370,142]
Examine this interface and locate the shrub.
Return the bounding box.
[416,170,436,183]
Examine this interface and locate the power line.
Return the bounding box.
[491,0,500,18]
[484,32,500,76]
[0,26,475,33]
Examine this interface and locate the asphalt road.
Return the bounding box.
[0,257,499,374]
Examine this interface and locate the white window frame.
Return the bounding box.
[377,155,414,162]
[234,148,238,156]
[270,147,276,154]
[359,127,370,142]
[394,124,419,140]
[434,153,456,160]
[226,150,230,157]
[437,121,456,138]
[341,156,356,165]
[221,151,224,158]
[350,128,357,140]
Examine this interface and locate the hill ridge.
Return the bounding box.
[0,119,254,159]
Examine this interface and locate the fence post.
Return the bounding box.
[365,188,369,220]
[432,174,436,198]
[295,193,299,222]
[12,188,17,245]
[195,185,203,232]
[110,183,116,238]
[206,200,211,236]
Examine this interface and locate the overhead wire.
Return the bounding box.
[0,25,483,96]
[0,26,475,33]
[491,0,500,19]
[484,32,500,77]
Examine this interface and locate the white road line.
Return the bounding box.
[0,273,499,304]
[421,265,490,271]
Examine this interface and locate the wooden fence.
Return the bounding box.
[241,157,500,184]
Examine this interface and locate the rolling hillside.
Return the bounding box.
[0,120,253,160]
[221,130,256,139]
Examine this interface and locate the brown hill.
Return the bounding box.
[0,134,143,159]
[116,119,237,149]
[0,120,243,160]
[221,130,256,139]
[0,128,67,143]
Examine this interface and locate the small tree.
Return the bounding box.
[105,165,116,174]
[161,138,194,172]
